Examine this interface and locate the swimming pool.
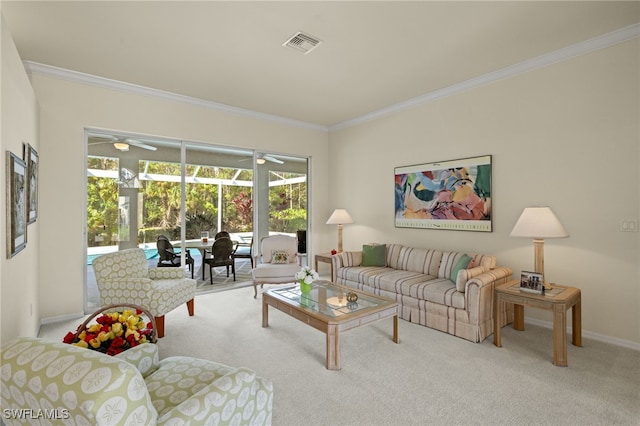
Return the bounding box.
[87,247,160,265]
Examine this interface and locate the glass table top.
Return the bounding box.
[270,281,388,317]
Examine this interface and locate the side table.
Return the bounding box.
[494,279,582,366]
[315,253,335,281]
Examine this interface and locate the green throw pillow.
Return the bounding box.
[450,253,473,282]
[362,244,386,267]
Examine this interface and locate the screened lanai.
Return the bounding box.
[85,130,309,310]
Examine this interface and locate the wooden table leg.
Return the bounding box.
[552,304,568,366]
[513,304,525,331]
[572,298,582,347]
[494,295,502,347]
[262,299,269,328]
[326,325,340,370]
[393,315,399,343]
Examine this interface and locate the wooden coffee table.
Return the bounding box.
[262,281,399,370]
[494,280,582,366]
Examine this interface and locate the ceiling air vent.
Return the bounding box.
[283,31,321,54]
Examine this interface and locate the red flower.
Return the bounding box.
[63,332,76,344]
[95,314,114,325]
[110,336,125,349]
[126,334,138,347]
[106,346,124,356]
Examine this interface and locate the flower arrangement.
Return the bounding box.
[63,307,155,356]
[295,266,319,293]
[295,266,319,284]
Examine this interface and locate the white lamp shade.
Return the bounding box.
[510,207,569,239]
[326,209,354,225]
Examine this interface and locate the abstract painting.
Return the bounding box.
[394,155,492,232]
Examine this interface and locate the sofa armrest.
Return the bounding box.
[464,267,513,325]
[156,366,273,425]
[332,251,363,270]
[465,266,513,293]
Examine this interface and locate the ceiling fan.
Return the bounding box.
[89,135,158,151]
[239,154,283,165]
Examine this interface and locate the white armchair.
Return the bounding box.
[1,337,274,425]
[92,248,196,338]
[252,235,301,298]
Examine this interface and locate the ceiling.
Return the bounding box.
[2,1,638,128]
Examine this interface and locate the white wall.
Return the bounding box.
[0,13,40,343]
[26,73,329,327]
[329,40,639,346]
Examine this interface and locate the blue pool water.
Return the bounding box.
[87,248,161,265]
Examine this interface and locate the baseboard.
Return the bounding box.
[524,316,640,351]
[40,311,85,326]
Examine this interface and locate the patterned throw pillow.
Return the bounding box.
[271,250,290,264]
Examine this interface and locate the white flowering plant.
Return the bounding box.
[295,266,319,284]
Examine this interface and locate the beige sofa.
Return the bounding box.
[332,243,513,342]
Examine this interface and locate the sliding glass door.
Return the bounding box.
[85,131,308,312]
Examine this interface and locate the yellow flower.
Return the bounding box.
[88,324,101,333]
[97,331,111,342]
[125,328,140,340]
[111,322,123,335]
[89,338,101,349]
[77,331,86,340]
[75,340,88,348]
[126,316,139,329]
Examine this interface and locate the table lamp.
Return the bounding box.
[326,209,354,253]
[510,206,569,284]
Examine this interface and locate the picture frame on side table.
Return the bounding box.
[520,271,544,294]
[26,144,39,224]
[394,155,492,232]
[6,151,27,258]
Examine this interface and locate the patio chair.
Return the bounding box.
[233,236,254,268]
[93,248,196,338]
[202,236,236,283]
[252,234,300,298]
[157,235,195,279]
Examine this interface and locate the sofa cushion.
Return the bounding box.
[472,254,497,270]
[362,244,386,266]
[114,342,160,378]
[387,244,443,276]
[450,254,473,284]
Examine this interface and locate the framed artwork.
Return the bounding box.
[6,151,27,257]
[394,155,492,232]
[519,271,544,294]
[26,144,39,224]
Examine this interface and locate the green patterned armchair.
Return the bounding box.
[1,337,274,425]
[92,248,196,338]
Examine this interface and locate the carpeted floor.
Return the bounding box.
[39,286,640,426]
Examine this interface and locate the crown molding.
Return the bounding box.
[23,61,328,132]
[23,23,639,133]
[329,23,640,131]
